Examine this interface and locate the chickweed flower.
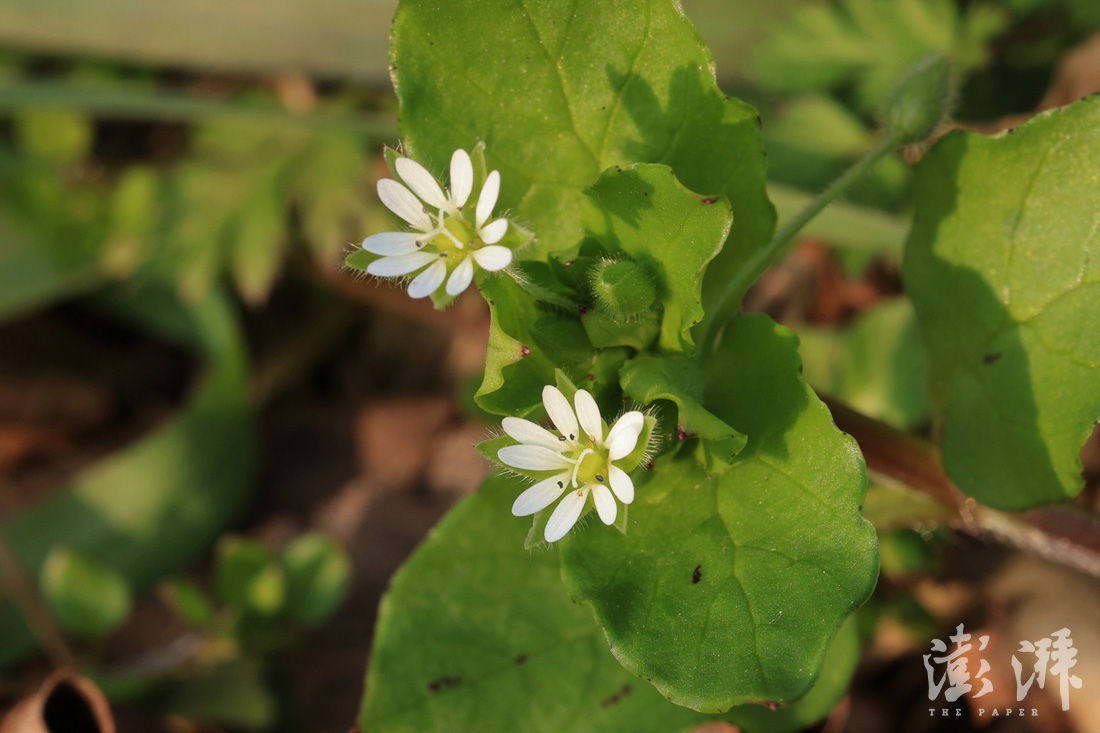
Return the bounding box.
[362,148,513,299]
[498,385,646,543]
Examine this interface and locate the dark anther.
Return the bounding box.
[558,435,567,441]
[595,474,604,482]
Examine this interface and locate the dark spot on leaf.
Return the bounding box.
[763,701,779,711]
[692,565,702,584]
[983,352,1002,364]
[427,675,462,692]
[520,345,531,357]
[601,684,633,708]
[756,114,763,130]
[564,260,574,266]
[489,300,495,306]
[645,462,654,470]
[578,305,588,314]
[587,373,594,381]
[700,197,718,204]
[515,653,528,665]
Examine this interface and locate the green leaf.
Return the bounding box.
[620,353,747,466]
[902,96,1100,510]
[282,533,352,627]
[391,0,774,298]
[40,547,132,639]
[360,474,860,732]
[161,658,278,732]
[159,579,216,629]
[215,537,284,617]
[583,164,732,352]
[561,314,878,711]
[13,109,94,162]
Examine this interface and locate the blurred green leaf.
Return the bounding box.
[12,108,93,162]
[159,579,216,629]
[216,537,284,617]
[161,658,278,732]
[40,547,132,639]
[0,284,253,667]
[282,533,352,627]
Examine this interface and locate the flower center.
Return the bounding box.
[428,215,485,261]
[568,443,610,488]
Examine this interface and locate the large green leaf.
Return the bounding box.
[903,96,1100,511]
[582,164,731,352]
[360,473,861,732]
[561,314,878,711]
[0,284,253,666]
[391,0,774,309]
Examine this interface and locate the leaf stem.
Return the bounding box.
[697,133,900,358]
[0,535,78,669]
[826,398,1100,579]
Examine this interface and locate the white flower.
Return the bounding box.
[498,385,645,543]
[362,148,513,299]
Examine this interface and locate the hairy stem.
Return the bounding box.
[697,134,900,359]
[826,398,1100,578]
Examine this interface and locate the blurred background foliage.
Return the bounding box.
[0,0,1098,730]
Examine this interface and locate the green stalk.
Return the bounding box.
[696,133,900,358]
[0,81,397,137]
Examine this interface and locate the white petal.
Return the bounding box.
[366,251,435,277]
[406,259,447,299]
[512,472,571,516]
[471,245,512,272]
[591,484,617,525]
[377,178,431,230]
[545,488,588,543]
[395,157,447,209]
[497,444,572,471]
[501,416,562,450]
[445,256,475,296]
[542,385,579,442]
[573,389,604,443]
[608,465,635,504]
[606,411,645,461]
[450,149,473,208]
[361,231,422,256]
[479,218,509,244]
[476,170,500,227]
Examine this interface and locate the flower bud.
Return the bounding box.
[883,54,954,145]
[590,259,657,321]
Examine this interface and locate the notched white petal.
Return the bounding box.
[476,170,501,227]
[545,488,588,543]
[497,444,572,471]
[395,157,447,209]
[511,472,571,517]
[608,465,635,504]
[573,389,603,442]
[606,411,645,461]
[406,259,447,299]
[361,231,422,256]
[592,484,617,525]
[542,385,579,441]
[366,251,435,277]
[450,149,473,208]
[479,218,508,244]
[501,416,562,450]
[377,179,431,230]
[472,245,512,272]
[446,256,475,296]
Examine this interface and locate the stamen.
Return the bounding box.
[595,474,604,482]
[558,435,567,441]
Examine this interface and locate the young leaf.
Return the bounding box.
[391,0,774,299]
[561,314,878,712]
[583,164,732,352]
[359,474,860,732]
[40,547,133,639]
[282,533,352,627]
[903,96,1100,511]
